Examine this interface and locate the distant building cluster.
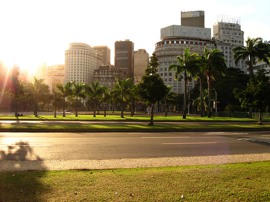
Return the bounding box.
[28,10,268,94]
[155,10,246,94]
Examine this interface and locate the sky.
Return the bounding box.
[0,0,269,72]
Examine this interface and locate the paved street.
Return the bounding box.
[0,131,270,171]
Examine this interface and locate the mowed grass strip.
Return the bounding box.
[0,114,261,122]
[0,162,269,201]
[1,121,270,132]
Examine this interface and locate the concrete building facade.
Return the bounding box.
[93,46,111,66]
[181,10,205,28]
[213,21,246,71]
[44,64,65,93]
[92,65,124,89]
[114,40,134,81]
[134,49,149,83]
[155,12,215,94]
[65,43,102,84]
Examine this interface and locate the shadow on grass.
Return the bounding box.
[0,141,51,201]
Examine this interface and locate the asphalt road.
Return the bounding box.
[0,131,270,171]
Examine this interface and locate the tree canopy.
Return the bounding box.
[138,53,169,125]
[234,69,270,124]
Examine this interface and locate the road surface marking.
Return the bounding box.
[141,136,190,139]
[162,142,217,145]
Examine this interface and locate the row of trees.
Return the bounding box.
[233,37,270,124]
[0,54,170,125]
[167,37,270,123]
[169,48,227,118]
[1,37,269,124]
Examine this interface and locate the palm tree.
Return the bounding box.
[33,78,50,117]
[169,48,199,119]
[112,78,133,118]
[70,82,85,117]
[52,89,62,118]
[201,48,226,118]
[10,66,23,116]
[100,86,110,117]
[193,89,208,115]
[192,57,206,117]
[85,81,104,117]
[233,37,270,77]
[56,82,73,117]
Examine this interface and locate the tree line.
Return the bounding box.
[0,37,269,124]
[168,37,270,124]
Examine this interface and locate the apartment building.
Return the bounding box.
[65,43,102,84]
[92,64,124,89]
[213,20,246,71]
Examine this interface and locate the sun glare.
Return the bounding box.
[0,53,44,78]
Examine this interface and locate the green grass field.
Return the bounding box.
[1,114,270,132]
[0,113,260,122]
[1,120,270,132]
[1,162,269,201]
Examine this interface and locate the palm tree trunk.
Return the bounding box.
[62,97,66,117]
[121,101,124,118]
[207,77,212,118]
[54,104,57,118]
[149,103,154,126]
[75,97,78,117]
[164,99,168,117]
[199,79,204,117]
[183,72,187,119]
[34,99,38,117]
[120,93,124,118]
[130,98,135,117]
[248,58,254,78]
[104,103,107,117]
[93,102,96,117]
[257,110,263,125]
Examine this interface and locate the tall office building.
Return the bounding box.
[134,49,149,83]
[213,20,245,71]
[93,46,111,66]
[155,11,215,94]
[114,40,134,80]
[65,43,102,84]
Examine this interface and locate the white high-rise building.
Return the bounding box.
[65,43,102,84]
[213,21,246,71]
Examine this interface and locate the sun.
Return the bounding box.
[0,52,44,78]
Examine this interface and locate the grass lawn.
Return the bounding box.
[0,113,262,122]
[1,117,270,132]
[0,162,269,201]
[1,114,269,132]
[1,121,270,132]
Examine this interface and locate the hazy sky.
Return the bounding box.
[0,0,269,70]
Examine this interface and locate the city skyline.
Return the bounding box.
[0,0,269,73]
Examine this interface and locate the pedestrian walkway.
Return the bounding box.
[1,153,270,172]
